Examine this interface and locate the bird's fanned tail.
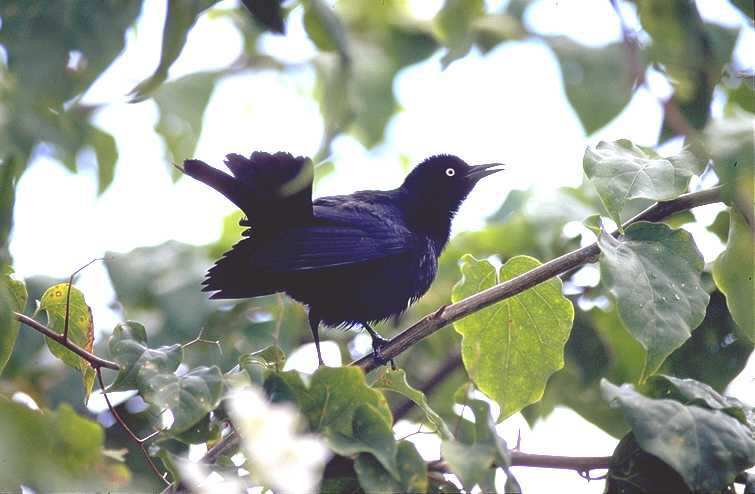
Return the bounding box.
[183,151,314,225]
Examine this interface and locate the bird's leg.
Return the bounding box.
[361,322,395,369]
[308,310,325,366]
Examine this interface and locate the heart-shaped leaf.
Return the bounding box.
[452,255,574,420]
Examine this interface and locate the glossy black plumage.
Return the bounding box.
[183,151,503,365]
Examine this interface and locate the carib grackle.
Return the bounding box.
[183,152,503,366]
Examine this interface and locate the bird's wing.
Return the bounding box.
[184,151,313,225]
[249,221,412,272]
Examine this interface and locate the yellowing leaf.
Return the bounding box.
[39,283,96,399]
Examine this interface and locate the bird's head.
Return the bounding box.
[400,154,504,218]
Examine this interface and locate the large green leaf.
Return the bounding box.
[549,38,642,135]
[129,0,221,101]
[39,283,96,398]
[299,366,392,435]
[452,255,574,420]
[598,222,709,379]
[0,269,27,374]
[584,140,705,226]
[106,321,183,392]
[602,380,755,493]
[373,367,453,440]
[713,209,754,342]
[327,404,399,479]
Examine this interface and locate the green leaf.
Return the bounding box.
[0,270,27,374]
[584,140,705,226]
[300,366,392,435]
[354,441,428,494]
[0,157,21,257]
[702,111,754,209]
[602,380,755,493]
[549,38,642,134]
[327,404,399,479]
[39,283,96,398]
[129,0,221,101]
[373,367,453,439]
[263,371,303,405]
[452,255,574,420]
[142,365,224,433]
[240,345,286,372]
[0,398,122,491]
[644,375,754,430]
[659,290,752,392]
[435,0,485,67]
[107,321,183,392]
[636,0,739,138]
[303,0,349,58]
[88,126,118,194]
[154,71,221,176]
[109,320,220,432]
[713,209,754,342]
[441,441,495,492]
[732,0,755,18]
[598,222,709,378]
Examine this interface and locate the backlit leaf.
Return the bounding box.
[452,255,574,420]
[39,283,96,398]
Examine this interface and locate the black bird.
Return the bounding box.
[183,152,503,365]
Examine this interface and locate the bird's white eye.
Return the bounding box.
[445,168,456,177]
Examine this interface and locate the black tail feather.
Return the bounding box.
[183,151,313,224]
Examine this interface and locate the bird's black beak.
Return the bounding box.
[466,162,505,183]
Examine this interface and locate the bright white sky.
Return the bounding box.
[8,0,755,492]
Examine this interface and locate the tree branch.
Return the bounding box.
[13,311,119,370]
[353,186,723,372]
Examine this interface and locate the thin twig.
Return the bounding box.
[62,258,103,341]
[14,312,119,370]
[96,368,171,486]
[429,451,611,474]
[353,186,723,372]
